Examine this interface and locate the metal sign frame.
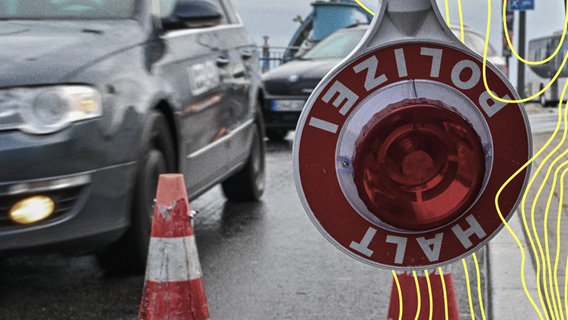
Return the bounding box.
[293,0,531,270]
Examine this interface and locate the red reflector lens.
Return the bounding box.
[352,99,485,230]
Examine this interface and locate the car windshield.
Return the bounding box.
[301,28,367,60]
[0,0,136,19]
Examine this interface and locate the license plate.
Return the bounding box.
[271,100,305,111]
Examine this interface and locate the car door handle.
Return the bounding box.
[216,56,230,67]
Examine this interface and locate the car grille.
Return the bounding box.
[0,185,84,228]
[264,79,322,96]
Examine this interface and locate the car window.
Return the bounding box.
[301,28,366,60]
[0,0,136,19]
[159,0,177,17]
[214,0,238,24]
[160,0,229,25]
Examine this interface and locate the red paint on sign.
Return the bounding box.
[295,43,530,269]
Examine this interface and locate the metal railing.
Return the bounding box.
[259,36,302,72]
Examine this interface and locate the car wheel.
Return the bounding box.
[97,111,175,273]
[222,123,265,202]
[266,128,288,141]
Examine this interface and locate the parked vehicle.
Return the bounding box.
[0,0,265,272]
[262,24,367,141]
[261,23,506,141]
[525,31,568,107]
[449,24,508,75]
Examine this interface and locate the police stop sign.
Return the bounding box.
[293,1,531,270]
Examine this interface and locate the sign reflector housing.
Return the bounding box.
[352,98,486,231]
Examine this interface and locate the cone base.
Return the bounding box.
[139,279,209,320]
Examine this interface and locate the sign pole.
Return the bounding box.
[517,10,526,98]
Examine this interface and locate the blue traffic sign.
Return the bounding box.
[509,0,534,10]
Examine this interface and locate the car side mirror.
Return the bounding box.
[162,0,222,29]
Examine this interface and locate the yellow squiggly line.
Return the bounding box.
[354,0,375,16]
[482,0,568,104]
[550,161,568,320]
[529,93,568,319]
[444,0,451,24]
[495,76,568,320]
[474,253,488,320]
[502,0,568,66]
[462,258,476,320]
[354,0,568,104]
[565,258,568,318]
[392,270,403,320]
[524,82,568,319]
[454,6,487,318]
[555,166,568,320]
[351,1,568,318]
[413,271,422,320]
[424,270,434,320]
[539,119,568,319]
[457,0,464,42]
[438,267,450,320]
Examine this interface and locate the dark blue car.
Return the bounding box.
[0,0,265,272]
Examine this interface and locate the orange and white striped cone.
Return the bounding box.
[138,174,209,320]
[387,270,459,320]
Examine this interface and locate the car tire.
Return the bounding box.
[96,111,175,273]
[222,123,265,202]
[266,128,288,141]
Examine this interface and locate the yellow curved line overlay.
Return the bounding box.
[352,1,568,318]
[462,259,476,320]
[483,0,568,104]
[413,271,422,320]
[424,270,434,320]
[502,0,568,66]
[444,0,451,24]
[473,253,488,320]
[392,271,403,320]
[354,0,375,16]
[438,267,450,320]
[495,74,568,320]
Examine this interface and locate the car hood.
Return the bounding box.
[263,58,341,81]
[262,58,341,96]
[0,21,145,87]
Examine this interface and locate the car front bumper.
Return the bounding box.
[0,121,139,254]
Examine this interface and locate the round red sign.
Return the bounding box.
[293,42,531,270]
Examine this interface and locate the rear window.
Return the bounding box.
[301,28,367,60]
[0,0,136,19]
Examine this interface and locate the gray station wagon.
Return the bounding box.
[0,0,265,272]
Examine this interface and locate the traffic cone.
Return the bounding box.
[387,270,459,320]
[138,174,210,320]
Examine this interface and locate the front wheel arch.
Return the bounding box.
[96,110,176,273]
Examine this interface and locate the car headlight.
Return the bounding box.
[0,85,102,134]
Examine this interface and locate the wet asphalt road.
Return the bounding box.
[6,108,562,319]
[196,139,404,319]
[0,138,393,320]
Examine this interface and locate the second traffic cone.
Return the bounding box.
[138,174,209,320]
[387,270,459,320]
